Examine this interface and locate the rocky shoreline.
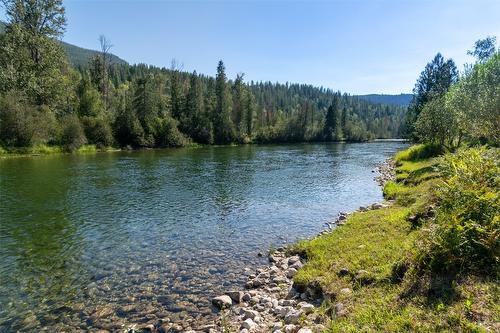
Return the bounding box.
[81,159,396,333]
[199,158,396,333]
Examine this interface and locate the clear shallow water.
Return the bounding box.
[0,142,406,331]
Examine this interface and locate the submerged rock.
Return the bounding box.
[211,295,232,309]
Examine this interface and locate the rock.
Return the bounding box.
[288,256,300,265]
[289,261,303,270]
[211,295,232,309]
[240,330,249,333]
[273,322,283,330]
[241,318,257,330]
[371,202,384,209]
[334,302,346,316]
[91,305,114,320]
[195,324,216,332]
[95,331,110,333]
[338,267,350,276]
[298,302,314,314]
[355,270,375,285]
[257,252,263,257]
[242,293,251,302]
[225,290,243,303]
[284,325,297,333]
[359,206,368,212]
[286,268,298,278]
[284,310,303,324]
[243,309,259,320]
[141,324,155,332]
[340,287,352,295]
[297,329,313,333]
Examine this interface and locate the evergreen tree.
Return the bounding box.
[213,60,235,143]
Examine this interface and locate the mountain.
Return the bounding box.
[356,94,413,106]
[0,21,127,67]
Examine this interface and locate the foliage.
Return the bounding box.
[467,36,498,64]
[60,113,86,151]
[408,38,499,147]
[394,143,444,163]
[406,53,458,140]
[0,91,56,146]
[293,146,499,332]
[414,147,499,275]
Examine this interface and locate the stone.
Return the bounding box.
[355,270,375,285]
[284,325,297,333]
[289,261,303,270]
[240,330,249,333]
[141,324,155,332]
[288,256,300,265]
[242,293,251,302]
[334,302,346,316]
[243,309,259,320]
[273,322,283,330]
[284,309,303,324]
[241,318,256,330]
[372,202,384,209]
[338,267,350,276]
[286,268,298,278]
[340,287,352,295]
[226,290,243,303]
[297,329,313,333]
[298,302,314,314]
[211,295,232,309]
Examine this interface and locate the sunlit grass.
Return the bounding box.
[291,145,499,332]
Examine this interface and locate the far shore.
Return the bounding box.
[0,139,408,159]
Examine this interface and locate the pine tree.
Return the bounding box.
[213,60,235,144]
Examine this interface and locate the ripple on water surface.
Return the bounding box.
[0,142,407,331]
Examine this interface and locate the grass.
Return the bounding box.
[291,146,499,332]
[0,144,121,158]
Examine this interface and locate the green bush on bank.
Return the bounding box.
[394,143,444,163]
[414,147,499,275]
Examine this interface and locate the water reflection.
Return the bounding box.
[0,142,407,331]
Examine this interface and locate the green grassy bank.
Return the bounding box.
[292,144,499,332]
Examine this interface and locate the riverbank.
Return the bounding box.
[0,140,407,158]
[208,145,498,332]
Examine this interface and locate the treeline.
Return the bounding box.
[406,36,499,147]
[0,0,406,152]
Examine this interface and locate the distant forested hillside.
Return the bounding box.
[0,4,408,152]
[0,21,127,67]
[357,94,413,106]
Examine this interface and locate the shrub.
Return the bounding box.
[82,117,114,148]
[415,147,499,274]
[60,114,87,152]
[395,143,444,163]
[156,116,190,147]
[0,92,56,147]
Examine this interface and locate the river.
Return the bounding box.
[0,142,407,332]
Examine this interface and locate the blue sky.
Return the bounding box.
[4,0,500,94]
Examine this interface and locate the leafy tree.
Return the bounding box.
[60,114,86,151]
[414,96,460,148]
[467,36,497,63]
[407,53,458,140]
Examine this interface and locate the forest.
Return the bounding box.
[0,0,407,153]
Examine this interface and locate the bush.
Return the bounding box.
[82,117,114,148]
[415,147,499,274]
[60,114,87,151]
[0,92,56,147]
[395,143,444,163]
[156,116,190,147]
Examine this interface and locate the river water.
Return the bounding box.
[0,142,406,332]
